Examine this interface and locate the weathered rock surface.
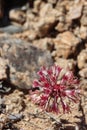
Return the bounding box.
[77,48,87,78]
[9,9,26,25]
[80,4,87,26]
[55,58,76,71]
[79,68,87,78]
[74,26,87,40]
[25,2,62,37]
[0,36,53,89]
[52,31,80,58]
[66,2,83,20]
[0,25,24,34]
[33,38,54,51]
[77,49,87,69]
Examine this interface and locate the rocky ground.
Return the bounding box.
[0,0,87,130]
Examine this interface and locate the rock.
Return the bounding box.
[55,0,69,11]
[57,31,80,44]
[81,14,87,26]
[77,49,87,69]
[52,31,80,58]
[55,21,71,32]
[80,78,87,90]
[80,4,87,26]
[8,113,23,121]
[24,10,37,29]
[74,26,87,39]
[33,38,54,51]
[25,3,61,37]
[0,35,29,45]
[39,3,54,17]
[34,16,57,37]
[79,26,87,39]
[9,9,26,25]
[33,0,45,13]
[34,3,59,37]
[40,3,63,20]
[67,3,83,20]
[48,0,57,4]
[0,25,24,34]
[55,58,76,71]
[13,30,38,41]
[0,36,53,89]
[0,58,8,80]
[79,68,87,78]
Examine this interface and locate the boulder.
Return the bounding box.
[0,36,53,89]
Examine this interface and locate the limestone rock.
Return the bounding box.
[34,16,57,37]
[79,68,87,78]
[13,30,38,41]
[9,9,26,25]
[34,3,59,37]
[55,21,71,32]
[33,38,54,51]
[81,14,87,26]
[74,26,87,39]
[80,4,87,26]
[52,31,80,58]
[48,0,57,4]
[79,26,87,39]
[25,3,61,37]
[67,3,83,20]
[55,58,76,71]
[33,0,45,13]
[77,49,87,69]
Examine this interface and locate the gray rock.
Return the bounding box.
[0,37,53,89]
[0,25,23,34]
[8,113,23,121]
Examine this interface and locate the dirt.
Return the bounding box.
[0,0,87,130]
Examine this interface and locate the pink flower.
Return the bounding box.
[30,65,80,113]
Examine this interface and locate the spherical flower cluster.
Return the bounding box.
[31,65,80,113]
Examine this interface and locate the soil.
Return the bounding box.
[0,0,87,130]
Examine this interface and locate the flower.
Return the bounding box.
[30,65,80,113]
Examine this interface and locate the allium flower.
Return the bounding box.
[31,65,80,113]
